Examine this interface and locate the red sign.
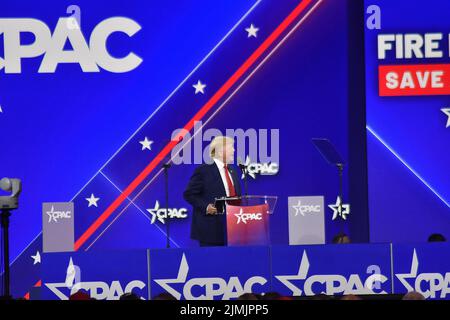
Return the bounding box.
[379,64,450,96]
[226,204,270,246]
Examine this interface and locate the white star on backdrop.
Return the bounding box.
[240,156,256,179]
[245,24,259,38]
[31,251,41,265]
[147,201,162,224]
[86,193,100,207]
[441,108,450,128]
[328,196,350,220]
[193,80,206,94]
[0,105,3,113]
[139,137,154,151]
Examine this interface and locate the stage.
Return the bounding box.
[1,0,449,303]
[35,242,450,300]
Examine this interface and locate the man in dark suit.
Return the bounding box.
[184,136,242,247]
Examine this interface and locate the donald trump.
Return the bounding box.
[183,136,242,247]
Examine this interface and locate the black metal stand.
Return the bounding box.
[337,163,345,235]
[238,163,249,206]
[0,209,11,300]
[163,163,171,249]
[311,138,348,237]
[243,169,249,198]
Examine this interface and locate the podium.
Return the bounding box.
[215,195,277,246]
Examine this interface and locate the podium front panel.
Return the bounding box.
[226,204,270,246]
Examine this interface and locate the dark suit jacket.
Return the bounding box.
[183,163,242,244]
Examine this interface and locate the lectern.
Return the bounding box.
[215,195,277,246]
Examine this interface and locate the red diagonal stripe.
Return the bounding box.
[74,0,313,251]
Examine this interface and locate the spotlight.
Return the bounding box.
[0,178,22,210]
[0,177,21,300]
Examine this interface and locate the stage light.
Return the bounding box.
[0,178,22,210]
[0,177,22,299]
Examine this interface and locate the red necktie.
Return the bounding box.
[224,165,236,197]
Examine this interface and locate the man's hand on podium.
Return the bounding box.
[206,204,218,215]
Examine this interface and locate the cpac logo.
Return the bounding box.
[0,17,142,74]
[292,201,321,217]
[154,254,267,300]
[275,251,388,296]
[45,258,146,300]
[234,209,263,224]
[328,196,350,221]
[396,249,450,299]
[46,280,146,300]
[146,201,188,224]
[46,206,71,223]
[240,156,279,179]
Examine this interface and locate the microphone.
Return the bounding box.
[237,156,247,170]
[237,156,249,179]
[237,156,249,197]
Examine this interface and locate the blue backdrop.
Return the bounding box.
[2,0,357,297]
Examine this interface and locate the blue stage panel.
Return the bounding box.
[271,244,392,296]
[41,250,149,300]
[392,243,450,300]
[149,246,271,300]
[37,244,450,300]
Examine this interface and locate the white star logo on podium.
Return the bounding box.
[86,193,100,207]
[441,108,450,128]
[193,80,206,94]
[234,208,247,224]
[245,24,259,38]
[139,137,154,151]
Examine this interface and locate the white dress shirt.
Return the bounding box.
[213,158,235,197]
